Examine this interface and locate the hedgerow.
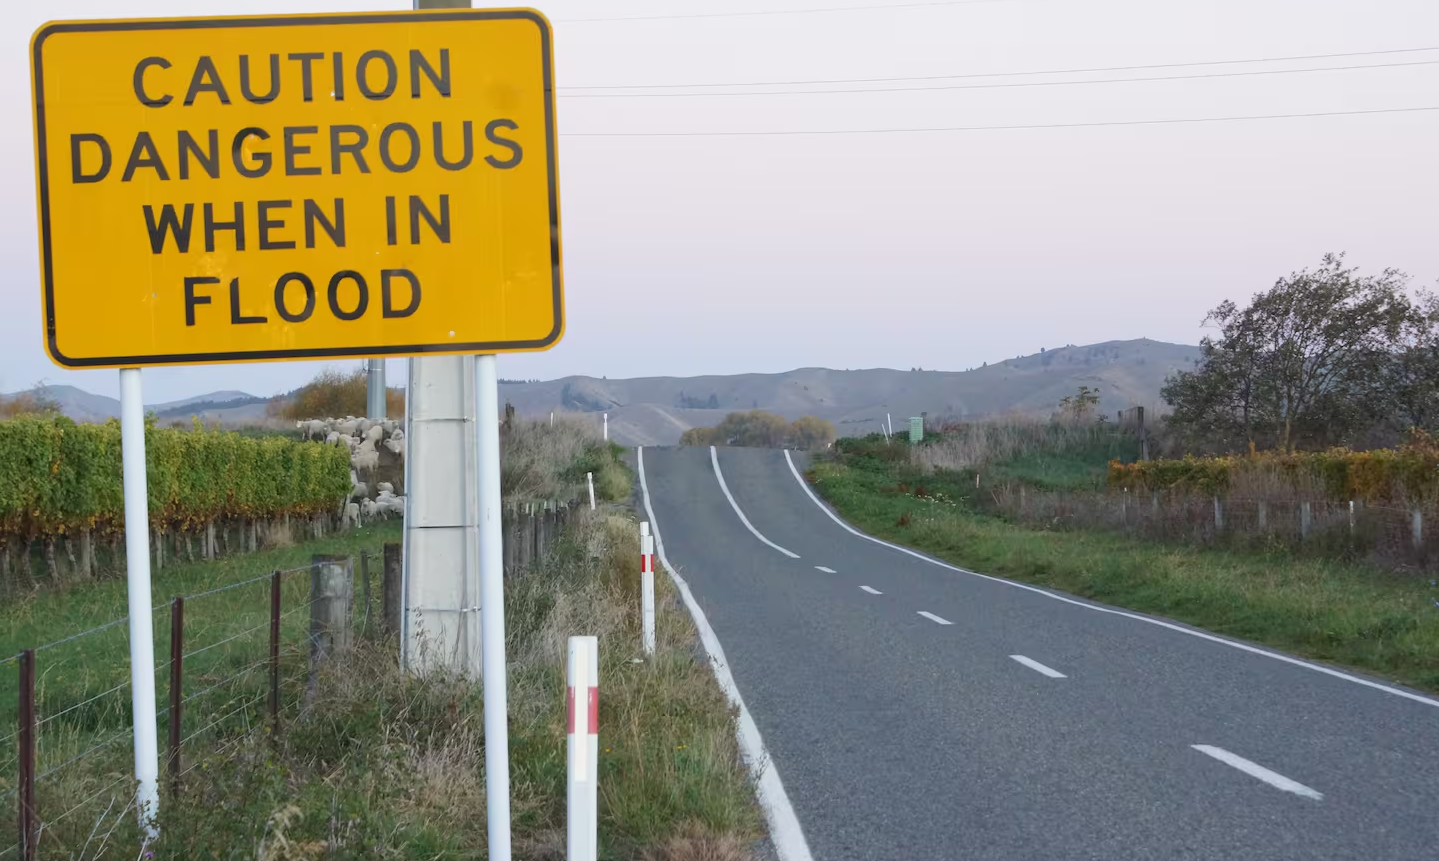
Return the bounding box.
[0,415,350,544]
[1108,430,1439,504]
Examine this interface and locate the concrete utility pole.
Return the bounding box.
[402,4,513,861]
[366,359,386,419]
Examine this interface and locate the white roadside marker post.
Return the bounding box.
[641,523,656,657]
[587,472,596,511]
[567,636,599,861]
[603,412,608,442]
[119,368,160,839]
[476,354,513,861]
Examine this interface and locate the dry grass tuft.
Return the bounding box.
[639,822,762,861]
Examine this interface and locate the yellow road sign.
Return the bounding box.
[30,10,562,368]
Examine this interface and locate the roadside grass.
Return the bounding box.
[810,443,1439,694]
[5,457,763,859]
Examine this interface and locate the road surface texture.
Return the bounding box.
[638,445,1439,861]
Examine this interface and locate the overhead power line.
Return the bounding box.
[561,45,1439,90]
[557,0,1035,24]
[560,104,1439,136]
[560,59,1439,99]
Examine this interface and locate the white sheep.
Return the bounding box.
[374,495,405,518]
[357,418,374,437]
[334,419,360,437]
[342,502,360,528]
[377,482,394,495]
[389,427,404,441]
[360,498,379,520]
[296,419,326,440]
[364,424,384,444]
[351,448,380,474]
[381,420,398,436]
[383,437,405,459]
[351,481,369,500]
[325,431,342,446]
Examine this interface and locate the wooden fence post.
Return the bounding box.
[382,543,402,637]
[1412,509,1424,552]
[310,555,353,665]
[269,570,281,734]
[1301,501,1313,539]
[359,551,371,638]
[18,650,35,861]
[168,597,184,794]
[1257,500,1268,530]
[1213,497,1224,532]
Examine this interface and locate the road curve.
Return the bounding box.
[639,444,1439,861]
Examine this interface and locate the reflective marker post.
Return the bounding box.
[119,368,159,840]
[567,636,599,861]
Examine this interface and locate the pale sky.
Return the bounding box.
[6,0,1438,402]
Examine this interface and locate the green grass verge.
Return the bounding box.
[6,459,762,860]
[810,444,1439,694]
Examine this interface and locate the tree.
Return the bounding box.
[1384,290,1439,435]
[789,416,837,449]
[267,368,405,420]
[1163,253,1418,452]
[1057,386,1100,422]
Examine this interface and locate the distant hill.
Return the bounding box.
[500,339,1200,445]
[0,386,268,424]
[2,339,1200,444]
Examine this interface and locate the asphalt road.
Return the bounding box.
[639,444,1439,861]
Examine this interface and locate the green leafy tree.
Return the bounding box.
[1164,253,1418,452]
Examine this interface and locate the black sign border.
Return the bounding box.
[32,10,563,368]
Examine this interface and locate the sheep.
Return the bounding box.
[376,481,394,495]
[351,448,380,474]
[388,427,404,441]
[357,418,374,437]
[383,437,405,459]
[351,481,369,501]
[360,498,379,520]
[381,420,398,436]
[364,424,384,444]
[296,419,326,440]
[342,502,360,528]
[325,431,342,446]
[374,495,405,518]
[334,419,360,437]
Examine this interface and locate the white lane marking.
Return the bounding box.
[1010,655,1067,678]
[1191,745,1324,800]
[918,611,953,625]
[782,450,1439,711]
[860,585,883,595]
[639,448,815,861]
[711,446,800,559]
[814,566,836,573]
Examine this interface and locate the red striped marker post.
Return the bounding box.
[567,636,599,861]
[641,523,656,657]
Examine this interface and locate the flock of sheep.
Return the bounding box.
[295,417,406,526]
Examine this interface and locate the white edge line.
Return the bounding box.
[640,447,816,861]
[918,611,953,625]
[1191,745,1324,800]
[711,446,801,558]
[860,585,882,595]
[814,566,836,573]
[781,449,1439,710]
[1010,654,1067,679]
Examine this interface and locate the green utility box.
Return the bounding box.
[909,416,924,443]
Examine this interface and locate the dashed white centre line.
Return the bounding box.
[859,585,882,595]
[814,566,836,573]
[917,611,952,625]
[1009,655,1067,678]
[1191,745,1324,801]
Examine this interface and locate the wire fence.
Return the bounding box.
[985,483,1439,570]
[0,552,387,861]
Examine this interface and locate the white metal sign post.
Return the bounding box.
[476,353,512,859]
[118,369,159,839]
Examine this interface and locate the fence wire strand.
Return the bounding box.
[32,617,129,654]
[179,691,266,753]
[42,771,131,830]
[37,680,130,729]
[36,725,132,782]
[181,570,277,602]
[180,658,272,707]
[181,619,270,661]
